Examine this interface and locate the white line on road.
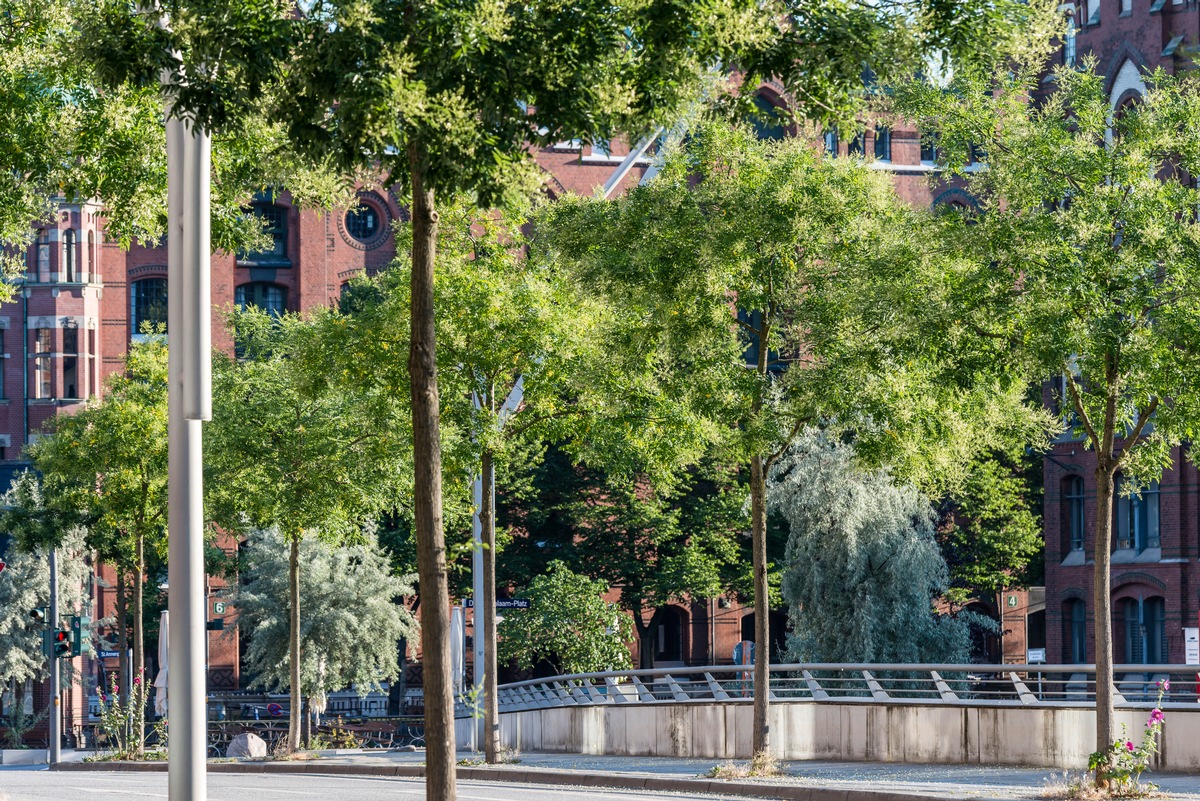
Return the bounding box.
[67,786,166,798]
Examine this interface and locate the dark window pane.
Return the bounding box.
[874,126,891,160]
[345,203,380,241]
[236,283,288,316]
[132,277,168,335]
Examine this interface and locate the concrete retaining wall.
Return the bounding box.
[455,703,1200,770]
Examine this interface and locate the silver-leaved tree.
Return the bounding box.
[235,527,416,736]
[768,429,972,665]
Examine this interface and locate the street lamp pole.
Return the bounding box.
[165,105,212,801]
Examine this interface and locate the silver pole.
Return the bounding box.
[48,547,60,765]
[471,473,484,751]
[166,107,211,801]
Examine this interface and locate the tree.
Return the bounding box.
[768,429,973,664]
[537,121,1036,756]
[236,527,417,724]
[937,448,1043,608]
[891,57,1200,768]
[274,8,769,792]
[0,506,88,747]
[19,338,169,756]
[498,561,633,676]
[207,310,411,753]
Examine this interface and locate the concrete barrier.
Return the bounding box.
[457,702,1200,770]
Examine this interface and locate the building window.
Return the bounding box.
[35,230,50,282]
[750,94,786,141]
[1115,476,1160,551]
[920,133,939,164]
[62,228,76,282]
[62,325,78,399]
[344,203,380,243]
[1120,0,1131,14]
[34,329,51,399]
[236,283,288,316]
[874,125,892,161]
[0,329,6,399]
[131,277,168,336]
[238,203,289,265]
[823,130,839,157]
[848,132,865,156]
[1064,17,1077,67]
[1123,597,1167,664]
[1063,476,1085,552]
[1066,599,1086,663]
[87,230,95,282]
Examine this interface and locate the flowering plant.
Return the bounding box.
[95,669,152,759]
[1088,679,1168,795]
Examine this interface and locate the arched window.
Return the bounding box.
[62,228,77,282]
[1115,476,1159,552]
[1122,597,1167,664]
[749,94,786,141]
[35,229,50,282]
[1064,17,1077,68]
[1063,476,1085,553]
[235,282,288,316]
[131,277,168,336]
[653,607,684,666]
[1065,599,1086,663]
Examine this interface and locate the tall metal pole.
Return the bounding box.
[48,547,60,765]
[470,474,484,750]
[166,104,211,801]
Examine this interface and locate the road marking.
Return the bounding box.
[67,786,166,798]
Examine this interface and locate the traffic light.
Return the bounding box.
[31,607,52,660]
[52,628,71,659]
[30,606,48,625]
[69,615,92,657]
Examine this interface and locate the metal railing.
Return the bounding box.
[493,663,1200,713]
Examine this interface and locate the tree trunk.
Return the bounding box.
[115,570,130,750]
[749,452,770,757]
[481,448,499,763]
[1093,464,1116,770]
[408,154,456,801]
[634,608,661,670]
[133,534,145,757]
[288,533,302,754]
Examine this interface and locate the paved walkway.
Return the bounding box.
[45,748,1200,800]
[289,750,1200,800]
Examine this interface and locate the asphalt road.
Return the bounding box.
[0,768,734,801]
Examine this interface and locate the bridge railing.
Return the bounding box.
[494,663,1200,713]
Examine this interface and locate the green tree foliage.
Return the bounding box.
[769,430,972,664]
[207,309,411,753]
[937,449,1043,608]
[498,448,747,669]
[18,338,168,756]
[498,561,632,676]
[891,55,1200,760]
[537,120,1038,751]
[236,528,417,711]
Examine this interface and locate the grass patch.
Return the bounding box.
[1040,772,1164,800]
[705,750,782,780]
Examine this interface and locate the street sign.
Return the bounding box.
[1027,648,1046,664]
[1185,627,1199,666]
[98,650,120,659]
[266,703,283,717]
[733,640,755,665]
[464,598,531,609]
[213,601,226,615]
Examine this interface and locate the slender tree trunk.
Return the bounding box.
[481,448,499,763]
[116,570,130,750]
[133,534,145,757]
[750,452,770,756]
[408,153,456,801]
[635,608,660,670]
[288,533,302,754]
[1094,463,1116,776]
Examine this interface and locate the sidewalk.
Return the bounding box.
[51,748,1200,801]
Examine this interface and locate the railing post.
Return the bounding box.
[862,670,890,702]
[705,673,730,701]
[801,670,830,701]
[929,671,959,702]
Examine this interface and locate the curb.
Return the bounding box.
[49,760,1005,801]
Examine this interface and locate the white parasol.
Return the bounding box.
[153,610,169,717]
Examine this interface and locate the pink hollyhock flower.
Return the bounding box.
[134,676,141,686]
[1147,709,1165,726]
[1126,741,1135,751]
[1163,679,1171,692]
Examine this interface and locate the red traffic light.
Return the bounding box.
[52,629,71,658]
[0,559,6,573]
